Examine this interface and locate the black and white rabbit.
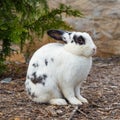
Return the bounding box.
[25,30,97,105]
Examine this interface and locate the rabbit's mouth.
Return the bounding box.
[92,48,97,56]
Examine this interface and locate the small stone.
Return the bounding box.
[1,78,12,83]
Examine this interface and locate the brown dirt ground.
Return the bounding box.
[0,57,120,120]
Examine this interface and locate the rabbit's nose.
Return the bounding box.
[93,48,97,54]
[93,48,96,51]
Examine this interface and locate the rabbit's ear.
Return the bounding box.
[47,30,65,41]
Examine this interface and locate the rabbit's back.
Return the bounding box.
[26,43,63,75]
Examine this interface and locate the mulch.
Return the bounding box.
[0,57,120,120]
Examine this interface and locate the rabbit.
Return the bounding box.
[25,29,97,105]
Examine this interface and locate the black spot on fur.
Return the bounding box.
[31,92,36,98]
[27,88,37,98]
[32,72,36,79]
[28,90,31,96]
[27,76,30,79]
[51,58,54,62]
[45,59,48,66]
[31,73,47,86]
[71,40,74,43]
[31,72,37,84]
[33,63,39,68]
[43,74,47,79]
[63,37,66,40]
[68,33,72,35]
[27,88,31,95]
[73,35,85,45]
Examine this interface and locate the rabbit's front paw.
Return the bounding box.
[78,96,88,103]
[49,98,67,105]
[68,97,82,105]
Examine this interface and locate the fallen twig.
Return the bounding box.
[68,105,79,120]
[68,105,89,120]
[77,109,88,118]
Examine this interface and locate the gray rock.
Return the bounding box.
[1,78,12,83]
[48,0,120,57]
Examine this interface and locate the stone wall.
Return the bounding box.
[6,0,120,63]
[48,0,120,57]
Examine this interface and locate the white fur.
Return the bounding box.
[25,30,96,105]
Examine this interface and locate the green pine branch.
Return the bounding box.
[0,0,83,74]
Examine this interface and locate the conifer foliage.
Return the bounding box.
[0,0,82,73]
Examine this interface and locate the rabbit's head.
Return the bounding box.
[47,30,97,57]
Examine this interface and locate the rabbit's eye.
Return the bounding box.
[73,35,85,45]
[77,36,85,45]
